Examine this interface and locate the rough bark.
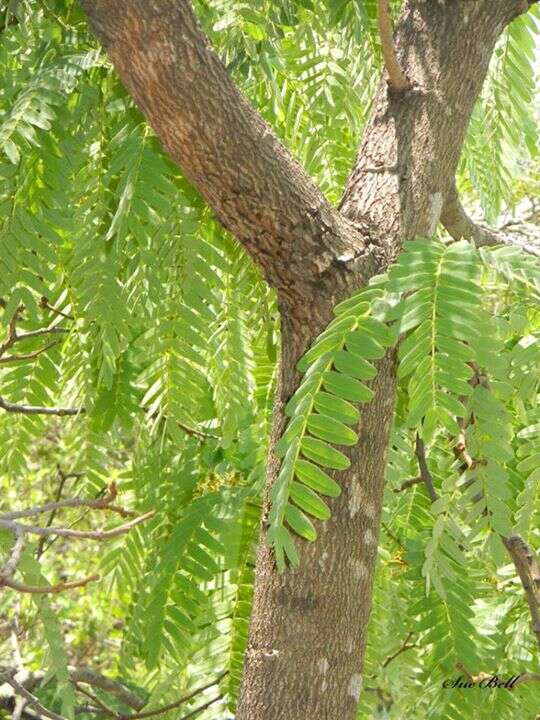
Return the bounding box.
[80,1,533,719]
[80,0,381,322]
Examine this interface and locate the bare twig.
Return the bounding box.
[0,397,81,416]
[0,528,25,582]
[1,668,145,714]
[0,511,155,541]
[36,468,81,559]
[2,482,136,521]
[415,435,438,503]
[393,476,423,493]
[381,631,416,669]
[39,297,74,321]
[74,684,117,718]
[377,0,409,91]
[0,483,154,594]
[177,695,222,720]
[2,574,100,595]
[0,342,57,365]
[0,669,67,720]
[69,669,144,712]
[125,672,227,720]
[381,522,406,553]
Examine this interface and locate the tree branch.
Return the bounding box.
[381,631,416,669]
[501,535,540,649]
[80,0,376,319]
[2,574,100,595]
[0,397,81,416]
[1,668,145,713]
[69,669,145,712]
[415,435,438,503]
[377,0,410,92]
[1,482,136,521]
[123,672,227,720]
[0,670,67,720]
[0,511,155,542]
[441,183,540,257]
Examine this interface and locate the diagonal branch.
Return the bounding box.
[501,535,540,649]
[80,0,375,319]
[377,0,409,92]
[440,183,540,257]
[0,670,67,720]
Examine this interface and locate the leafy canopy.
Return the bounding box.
[0,1,539,719]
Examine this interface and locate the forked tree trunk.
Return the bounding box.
[81,1,534,718]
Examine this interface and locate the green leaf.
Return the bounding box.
[301,437,351,470]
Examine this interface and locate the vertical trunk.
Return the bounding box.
[238,315,397,719]
[238,3,525,719]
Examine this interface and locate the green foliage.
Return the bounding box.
[268,288,395,569]
[0,2,538,720]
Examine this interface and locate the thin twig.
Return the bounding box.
[2,483,136,521]
[39,297,74,321]
[0,670,66,720]
[0,342,57,365]
[0,397,81,416]
[377,0,409,91]
[125,672,227,720]
[381,522,406,553]
[381,631,416,668]
[0,528,25,582]
[2,574,100,595]
[415,435,438,502]
[36,468,81,559]
[393,476,422,493]
[74,684,116,718]
[177,695,222,720]
[0,511,155,541]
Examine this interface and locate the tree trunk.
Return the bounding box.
[80,1,533,718]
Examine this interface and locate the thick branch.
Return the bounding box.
[441,183,540,257]
[69,669,145,712]
[377,0,409,91]
[501,535,540,649]
[80,0,375,317]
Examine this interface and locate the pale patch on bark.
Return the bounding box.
[351,559,368,581]
[318,658,329,692]
[317,658,329,674]
[427,192,443,235]
[349,479,377,520]
[363,528,376,547]
[348,673,362,703]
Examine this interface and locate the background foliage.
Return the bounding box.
[0,0,539,718]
